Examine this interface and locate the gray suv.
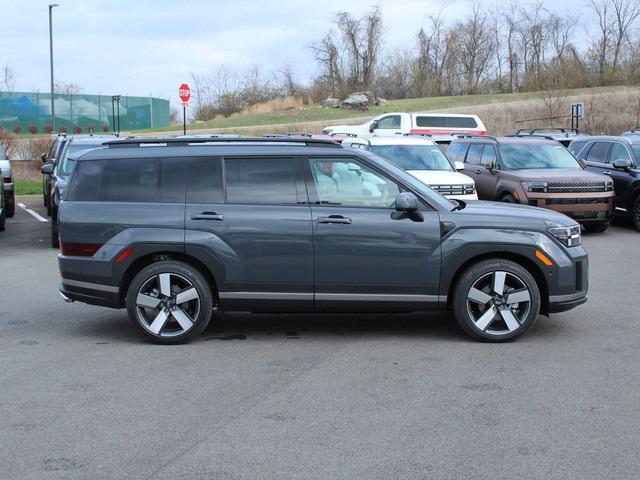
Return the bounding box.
[58,137,588,343]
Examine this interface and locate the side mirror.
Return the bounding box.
[369,120,378,133]
[612,159,630,170]
[41,164,54,175]
[395,192,419,212]
[455,161,465,171]
[486,160,495,171]
[40,152,47,163]
[579,159,587,168]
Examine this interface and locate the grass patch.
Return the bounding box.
[14,179,42,196]
[138,86,623,134]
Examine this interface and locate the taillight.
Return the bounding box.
[115,246,134,263]
[60,242,103,257]
[2,177,10,183]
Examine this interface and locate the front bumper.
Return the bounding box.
[523,191,614,223]
[546,247,589,315]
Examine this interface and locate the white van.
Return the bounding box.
[342,136,478,201]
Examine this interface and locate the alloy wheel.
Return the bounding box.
[135,272,201,337]
[466,271,531,336]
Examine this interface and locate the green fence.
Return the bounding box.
[0,91,169,133]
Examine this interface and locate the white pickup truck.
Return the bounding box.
[322,112,487,138]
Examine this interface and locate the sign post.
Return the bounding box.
[571,102,584,132]
[178,83,191,136]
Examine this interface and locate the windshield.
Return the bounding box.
[499,144,581,170]
[58,144,100,178]
[369,144,454,171]
[631,145,640,162]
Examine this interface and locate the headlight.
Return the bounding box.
[522,181,548,193]
[547,224,581,247]
[464,184,475,194]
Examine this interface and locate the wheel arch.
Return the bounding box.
[119,251,220,306]
[445,251,549,316]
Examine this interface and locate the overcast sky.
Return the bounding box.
[2,0,583,107]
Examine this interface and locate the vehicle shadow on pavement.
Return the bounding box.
[70,309,569,345]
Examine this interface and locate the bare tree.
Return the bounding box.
[54,81,83,94]
[586,0,615,85]
[456,2,495,94]
[2,63,16,92]
[611,0,640,72]
[310,32,343,96]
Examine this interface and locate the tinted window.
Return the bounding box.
[586,142,610,164]
[416,116,478,128]
[480,145,497,167]
[308,157,400,208]
[610,143,632,164]
[377,115,401,129]
[369,144,453,171]
[568,140,588,156]
[499,144,581,169]
[68,158,185,203]
[187,157,223,203]
[447,142,470,163]
[58,143,103,178]
[465,144,485,165]
[224,158,298,205]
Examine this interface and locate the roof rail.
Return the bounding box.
[506,134,557,141]
[453,133,498,141]
[105,136,342,148]
[515,127,583,135]
[328,132,358,137]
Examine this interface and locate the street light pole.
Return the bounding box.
[49,4,59,131]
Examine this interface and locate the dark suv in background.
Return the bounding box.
[572,135,640,230]
[57,137,588,344]
[42,135,119,247]
[42,133,68,215]
[447,135,614,232]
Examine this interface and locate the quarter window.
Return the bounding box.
[224,158,299,205]
[187,157,223,204]
[307,158,400,208]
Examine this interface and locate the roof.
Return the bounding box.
[343,136,437,147]
[452,135,559,145]
[575,135,640,145]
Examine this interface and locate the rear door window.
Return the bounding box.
[480,145,497,167]
[586,142,611,164]
[465,144,485,165]
[187,157,224,203]
[224,157,301,205]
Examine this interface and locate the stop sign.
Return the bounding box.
[179,83,191,104]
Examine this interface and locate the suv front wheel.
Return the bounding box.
[452,259,541,342]
[126,261,213,343]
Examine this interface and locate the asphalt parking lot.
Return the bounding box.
[1,198,639,480]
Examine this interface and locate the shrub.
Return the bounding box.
[87,124,96,134]
[13,125,21,134]
[28,125,38,134]
[73,125,82,134]
[0,126,18,157]
[101,123,109,132]
[58,126,67,133]
[44,125,53,134]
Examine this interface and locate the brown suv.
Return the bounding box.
[447,136,615,232]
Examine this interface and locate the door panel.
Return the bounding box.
[305,156,442,312]
[184,156,314,312]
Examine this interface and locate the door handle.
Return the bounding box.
[317,215,352,224]
[191,211,224,221]
[603,171,611,175]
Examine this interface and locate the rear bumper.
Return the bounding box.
[58,279,122,308]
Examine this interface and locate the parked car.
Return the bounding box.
[58,136,588,344]
[0,167,5,231]
[42,135,118,248]
[0,147,14,217]
[572,135,640,230]
[621,128,640,136]
[447,135,614,232]
[42,133,68,215]
[322,113,487,138]
[512,128,590,149]
[342,136,477,200]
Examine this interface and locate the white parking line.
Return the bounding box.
[18,203,48,223]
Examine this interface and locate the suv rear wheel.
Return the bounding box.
[5,192,15,217]
[452,259,540,342]
[582,222,609,233]
[126,261,213,343]
[633,195,640,232]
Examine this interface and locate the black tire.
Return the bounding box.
[51,206,59,248]
[501,193,516,203]
[582,222,609,233]
[0,207,5,232]
[633,195,640,232]
[126,261,213,344]
[5,192,15,218]
[46,191,52,216]
[452,259,541,342]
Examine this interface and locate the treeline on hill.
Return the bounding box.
[190,0,640,121]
